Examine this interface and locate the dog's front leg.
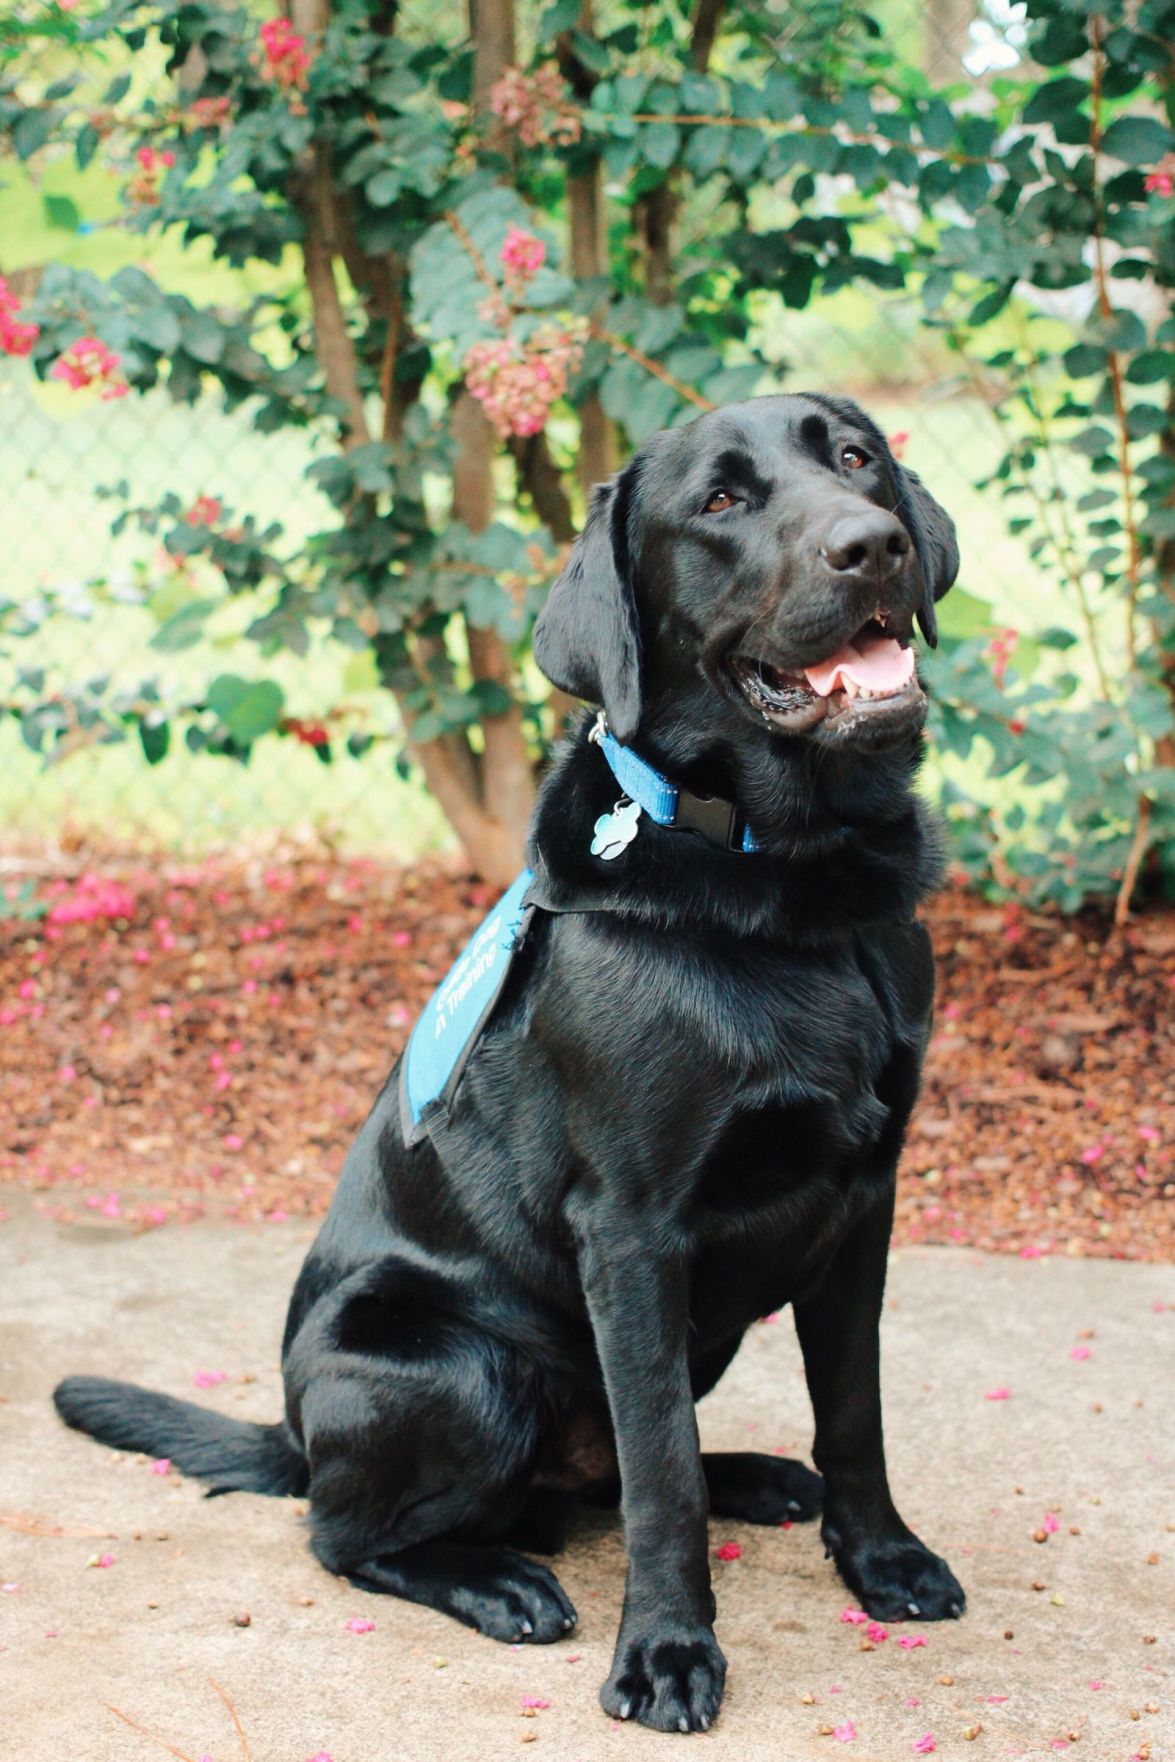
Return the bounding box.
[578,1231,725,1733]
[794,1187,965,1622]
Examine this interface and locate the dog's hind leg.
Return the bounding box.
[702,1452,823,1524]
[293,1300,578,1643]
[342,1541,577,1642]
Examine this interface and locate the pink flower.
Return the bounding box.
[193,1369,227,1388]
[833,1721,857,1742]
[464,319,586,440]
[258,16,312,93]
[49,335,129,400]
[0,275,39,357]
[488,63,581,149]
[840,1608,869,1625]
[912,1737,936,1755]
[1144,169,1173,196]
[499,228,547,303]
[984,1386,1011,1401]
[714,1541,742,1561]
[186,495,222,527]
[897,1634,927,1649]
[345,1616,375,1633]
[889,431,910,460]
[1069,1344,1091,1361]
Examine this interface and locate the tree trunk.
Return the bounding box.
[290,0,530,886]
[451,0,537,882]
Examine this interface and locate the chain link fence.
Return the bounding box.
[2,0,1042,863]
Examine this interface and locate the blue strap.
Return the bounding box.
[593,720,760,853]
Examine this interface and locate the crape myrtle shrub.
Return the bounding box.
[1,0,1173,910]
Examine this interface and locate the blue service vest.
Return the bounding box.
[400,869,536,1145]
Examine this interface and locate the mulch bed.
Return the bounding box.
[2,852,1172,1261]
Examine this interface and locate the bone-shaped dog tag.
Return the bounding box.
[590,798,642,860]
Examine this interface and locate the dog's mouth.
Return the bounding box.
[727,615,926,741]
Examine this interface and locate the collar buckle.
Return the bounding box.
[676,789,742,852]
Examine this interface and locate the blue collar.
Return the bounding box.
[589,714,761,854]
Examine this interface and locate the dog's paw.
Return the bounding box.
[827,1524,965,1622]
[601,1625,727,1732]
[705,1452,824,1525]
[454,1552,578,1644]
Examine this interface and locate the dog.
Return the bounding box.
[55,392,964,1734]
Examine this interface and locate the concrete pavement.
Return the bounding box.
[1,1188,1171,1762]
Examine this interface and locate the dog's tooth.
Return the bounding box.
[843,677,859,700]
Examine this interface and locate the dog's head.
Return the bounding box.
[534,393,958,752]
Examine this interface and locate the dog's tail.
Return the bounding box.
[53,1375,309,1499]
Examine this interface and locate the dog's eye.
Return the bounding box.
[703,490,737,513]
[841,446,869,470]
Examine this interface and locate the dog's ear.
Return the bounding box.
[896,466,959,650]
[532,463,643,741]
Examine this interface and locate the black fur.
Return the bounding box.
[54,394,964,1735]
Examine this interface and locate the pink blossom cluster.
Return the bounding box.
[49,335,129,400]
[1143,160,1173,198]
[986,625,1018,683]
[48,873,137,924]
[0,276,38,358]
[464,320,585,439]
[499,226,546,299]
[127,143,176,206]
[186,95,232,131]
[489,63,581,149]
[258,17,312,94]
[185,495,222,527]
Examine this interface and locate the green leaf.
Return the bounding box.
[684,124,730,178]
[13,107,56,160]
[1099,115,1174,166]
[207,675,285,743]
[149,599,217,652]
[1023,77,1090,123]
[1063,342,1106,377]
[366,168,402,207]
[42,193,80,232]
[139,719,170,765]
[641,121,680,170]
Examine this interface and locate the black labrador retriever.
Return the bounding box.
[55,392,964,1734]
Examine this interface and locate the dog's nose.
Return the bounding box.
[821,510,911,578]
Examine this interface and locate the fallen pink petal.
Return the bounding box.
[714,1540,742,1560]
[345,1617,375,1633]
[865,1622,888,1643]
[149,1457,171,1475]
[833,1720,857,1742]
[984,1386,1011,1400]
[521,1695,551,1709]
[193,1369,227,1387]
[912,1736,936,1755]
[897,1634,927,1649]
[1069,1344,1091,1360]
[840,1608,869,1625]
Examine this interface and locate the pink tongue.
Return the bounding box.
[803,633,914,698]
